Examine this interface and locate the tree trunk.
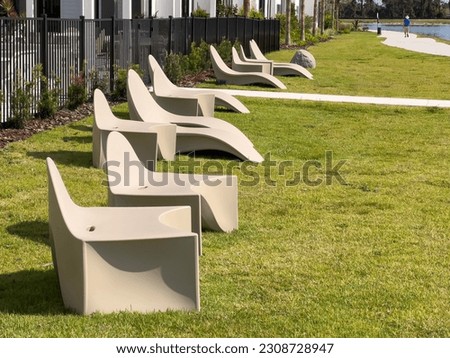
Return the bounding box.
[300,0,305,41]
[320,0,325,34]
[285,0,291,46]
[313,0,318,36]
[243,0,250,17]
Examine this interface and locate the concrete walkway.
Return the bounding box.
[377,30,450,57]
[216,89,450,108]
[196,31,450,108]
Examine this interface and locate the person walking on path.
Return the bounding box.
[403,16,411,37]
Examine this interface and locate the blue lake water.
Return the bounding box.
[366,23,450,41]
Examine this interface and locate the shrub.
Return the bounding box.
[88,68,109,95]
[217,1,238,17]
[0,90,3,124]
[9,70,34,129]
[67,70,87,110]
[111,64,143,101]
[187,41,210,73]
[192,6,209,17]
[8,70,34,129]
[216,38,233,64]
[35,65,61,118]
[164,53,184,84]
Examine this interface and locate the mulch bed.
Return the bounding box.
[0,103,94,149]
[0,70,215,150]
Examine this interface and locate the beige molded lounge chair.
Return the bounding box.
[249,39,313,79]
[148,55,250,114]
[106,131,238,253]
[127,69,264,163]
[238,44,274,74]
[148,58,215,117]
[231,47,271,74]
[92,89,176,169]
[209,45,287,89]
[46,157,199,314]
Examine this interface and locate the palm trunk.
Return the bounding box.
[300,0,305,41]
[244,0,250,17]
[285,0,291,46]
[320,0,325,34]
[313,0,318,36]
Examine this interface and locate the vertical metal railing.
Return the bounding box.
[0,16,280,124]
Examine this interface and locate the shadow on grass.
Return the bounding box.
[0,269,66,315]
[68,124,92,132]
[27,151,92,168]
[183,150,240,162]
[7,220,49,246]
[62,135,92,144]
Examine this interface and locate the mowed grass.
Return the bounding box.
[200,31,450,99]
[1,32,450,337]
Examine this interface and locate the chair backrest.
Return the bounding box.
[209,45,233,75]
[249,39,266,61]
[232,47,245,66]
[106,131,149,188]
[46,158,83,238]
[148,55,177,95]
[239,45,249,61]
[93,89,119,130]
[126,69,169,123]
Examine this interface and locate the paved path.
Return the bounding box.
[377,30,450,57]
[196,31,450,108]
[216,89,450,108]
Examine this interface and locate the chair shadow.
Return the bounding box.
[27,150,92,168]
[0,269,67,315]
[184,149,240,162]
[7,220,50,246]
[62,135,92,144]
[68,124,92,132]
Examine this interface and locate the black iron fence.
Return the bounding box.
[0,16,280,124]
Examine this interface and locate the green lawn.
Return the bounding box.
[1,32,450,337]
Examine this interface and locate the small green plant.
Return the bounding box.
[191,6,209,17]
[88,68,109,95]
[0,90,3,124]
[217,0,238,17]
[0,0,17,17]
[111,64,143,101]
[187,41,210,73]
[35,65,61,119]
[8,70,34,129]
[238,6,264,19]
[164,53,184,85]
[67,70,87,110]
[216,38,235,64]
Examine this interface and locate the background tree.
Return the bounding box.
[299,0,306,41]
[286,0,291,45]
[313,0,318,35]
[243,0,250,16]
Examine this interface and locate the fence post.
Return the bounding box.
[216,15,220,44]
[40,14,48,78]
[110,16,115,92]
[168,16,173,54]
[204,16,207,42]
[184,16,189,54]
[79,16,85,73]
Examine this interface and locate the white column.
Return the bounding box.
[122,0,133,19]
[82,0,95,19]
[26,0,34,17]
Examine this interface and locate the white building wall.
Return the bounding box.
[60,0,82,18]
[60,0,96,19]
